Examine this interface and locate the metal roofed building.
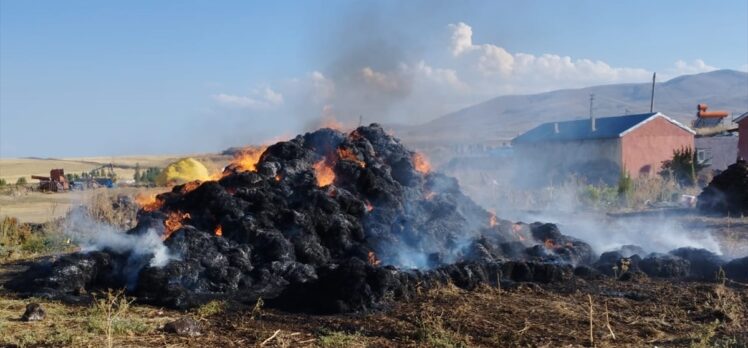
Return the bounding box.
[511,112,695,184]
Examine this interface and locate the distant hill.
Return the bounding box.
[396,69,748,147]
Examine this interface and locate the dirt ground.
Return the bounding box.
[1,257,747,347]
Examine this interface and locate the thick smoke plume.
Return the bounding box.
[63,208,176,287]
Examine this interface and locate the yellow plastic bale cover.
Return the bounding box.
[155,158,210,186]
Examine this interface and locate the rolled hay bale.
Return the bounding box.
[155,158,211,186]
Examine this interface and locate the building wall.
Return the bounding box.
[620,116,694,178]
[695,135,739,172]
[740,120,748,161]
[513,138,621,186]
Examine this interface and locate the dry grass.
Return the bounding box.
[0,294,178,347]
[83,190,139,229]
[0,187,165,224]
[0,277,747,347]
[624,175,700,210]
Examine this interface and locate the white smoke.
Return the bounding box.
[515,209,723,257]
[64,208,176,268]
[445,157,733,260]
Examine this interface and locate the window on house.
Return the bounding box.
[696,149,711,165]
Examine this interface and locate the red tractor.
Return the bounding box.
[32,169,69,192]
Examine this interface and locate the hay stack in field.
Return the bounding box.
[156,158,211,186]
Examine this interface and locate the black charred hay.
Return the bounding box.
[698,160,748,215]
[8,125,748,313]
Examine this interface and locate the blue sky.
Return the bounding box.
[1,0,747,157]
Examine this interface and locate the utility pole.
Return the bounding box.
[358,115,363,127]
[589,94,596,131]
[649,72,656,113]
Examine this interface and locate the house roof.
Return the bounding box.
[512,112,694,145]
[735,112,748,123]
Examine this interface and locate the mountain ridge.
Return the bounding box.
[395,69,748,146]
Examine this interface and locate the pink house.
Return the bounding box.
[737,112,748,161]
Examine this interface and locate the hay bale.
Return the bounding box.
[155,158,211,186]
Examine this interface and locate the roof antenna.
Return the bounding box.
[649,72,656,113]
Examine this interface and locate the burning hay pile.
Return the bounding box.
[698,160,748,215]
[9,125,748,313]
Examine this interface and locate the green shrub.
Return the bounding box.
[137,167,161,184]
[15,177,27,185]
[0,217,72,259]
[660,147,705,187]
[195,300,226,318]
[617,171,632,199]
[581,185,618,208]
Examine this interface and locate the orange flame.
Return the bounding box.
[179,181,201,194]
[214,225,223,237]
[134,193,163,212]
[163,211,190,239]
[413,152,431,174]
[511,223,526,242]
[313,159,335,187]
[320,116,344,130]
[367,251,381,267]
[274,174,282,182]
[337,148,365,168]
[230,146,267,173]
[544,239,555,249]
[365,200,374,213]
[488,212,498,227]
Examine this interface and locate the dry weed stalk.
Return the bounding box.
[604,301,615,340]
[588,294,594,347]
[251,297,264,320]
[517,319,530,336]
[260,329,281,346]
[93,289,132,348]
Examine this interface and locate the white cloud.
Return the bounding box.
[671,59,718,75]
[212,87,284,110]
[411,60,467,91]
[447,22,650,85]
[448,22,474,56]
